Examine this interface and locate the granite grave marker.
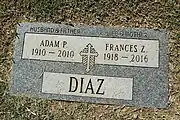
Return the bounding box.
[10,23,168,108]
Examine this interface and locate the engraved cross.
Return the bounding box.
[80,43,98,72]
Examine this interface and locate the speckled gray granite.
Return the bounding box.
[10,22,168,108]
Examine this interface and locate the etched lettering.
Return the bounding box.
[141,45,145,53]
[96,79,105,95]
[40,40,60,47]
[105,44,138,53]
[69,77,78,92]
[84,79,94,94]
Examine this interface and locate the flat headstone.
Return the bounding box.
[10,22,168,108]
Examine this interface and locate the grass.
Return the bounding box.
[0,0,180,119]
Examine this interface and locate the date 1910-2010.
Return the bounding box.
[32,48,75,58]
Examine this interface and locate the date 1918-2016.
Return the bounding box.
[104,53,148,63]
[32,48,75,58]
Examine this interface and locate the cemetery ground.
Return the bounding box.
[0,0,180,120]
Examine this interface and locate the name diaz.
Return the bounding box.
[69,77,105,95]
